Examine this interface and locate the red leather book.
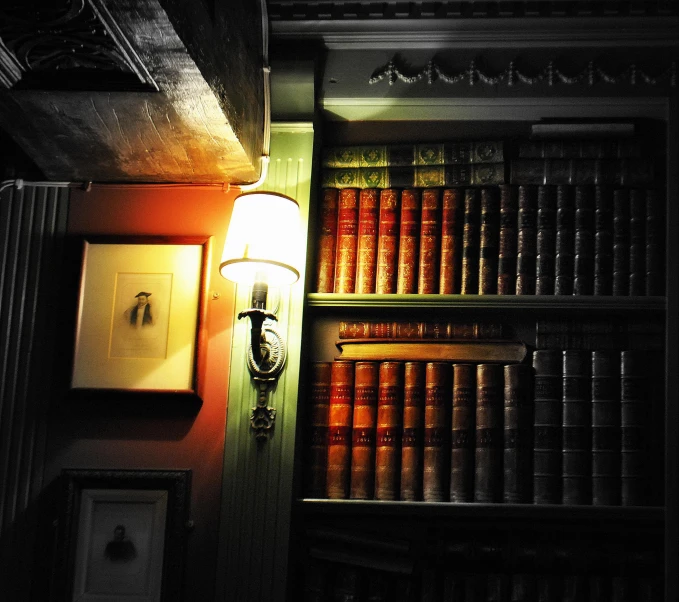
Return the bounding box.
[338,320,504,340]
[333,188,359,294]
[396,188,421,294]
[461,188,481,294]
[418,188,442,294]
[375,189,401,294]
[326,361,355,499]
[450,363,476,503]
[423,361,452,502]
[400,361,426,501]
[474,364,504,503]
[355,188,380,294]
[305,361,331,498]
[350,361,379,499]
[315,188,338,293]
[479,187,500,295]
[439,188,463,294]
[497,184,518,295]
[375,361,404,500]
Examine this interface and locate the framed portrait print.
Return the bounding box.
[70,236,210,398]
[55,469,191,602]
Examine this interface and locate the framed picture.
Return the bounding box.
[70,236,210,398]
[55,469,191,602]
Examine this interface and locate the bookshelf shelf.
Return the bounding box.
[307,293,666,312]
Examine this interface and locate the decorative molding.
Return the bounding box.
[369,56,677,88]
[0,0,157,90]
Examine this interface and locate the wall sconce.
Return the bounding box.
[220,191,301,440]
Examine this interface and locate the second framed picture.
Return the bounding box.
[70,236,211,399]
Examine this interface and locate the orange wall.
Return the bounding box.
[44,184,239,601]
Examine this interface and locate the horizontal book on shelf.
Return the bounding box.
[338,320,505,340]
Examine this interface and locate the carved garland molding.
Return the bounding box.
[369,57,677,87]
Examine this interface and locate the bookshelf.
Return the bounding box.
[288,104,673,600]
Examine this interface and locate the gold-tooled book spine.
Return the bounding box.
[334,188,359,294]
[355,188,380,294]
[418,188,442,294]
[375,189,401,294]
[326,361,355,499]
[350,362,379,499]
[375,361,404,500]
[305,362,331,498]
[423,362,452,502]
[400,362,425,501]
[315,188,338,293]
[396,188,421,294]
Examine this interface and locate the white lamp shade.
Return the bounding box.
[220,191,301,286]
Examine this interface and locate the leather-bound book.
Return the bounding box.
[375,361,404,500]
[612,188,630,296]
[305,362,331,498]
[535,185,557,295]
[591,350,621,505]
[479,187,500,294]
[396,188,421,294]
[350,361,379,499]
[326,361,355,499]
[573,185,595,295]
[533,349,563,504]
[474,364,504,503]
[332,566,360,602]
[628,188,646,296]
[400,362,425,501]
[355,188,380,294]
[338,320,504,340]
[497,184,518,295]
[450,364,476,502]
[460,188,481,294]
[418,188,442,294]
[555,185,575,295]
[423,362,452,502]
[645,189,664,295]
[562,350,592,505]
[594,186,614,296]
[375,189,401,294]
[515,185,537,295]
[334,188,359,293]
[315,188,339,293]
[503,364,534,503]
[620,350,648,505]
[439,188,463,294]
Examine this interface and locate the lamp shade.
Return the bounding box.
[220,191,301,286]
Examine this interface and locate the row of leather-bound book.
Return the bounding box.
[314,183,664,297]
[304,348,660,506]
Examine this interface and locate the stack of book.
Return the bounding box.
[314,138,662,297]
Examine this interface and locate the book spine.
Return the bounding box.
[516,185,537,295]
[594,186,614,296]
[503,364,534,503]
[620,350,648,506]
[375,189,401,294]
[479,187,500,294]
[645,189,664,295]
[533,350,563,504]
[612,189,630,296]
[355,188,380,294]
[573,185,595,295]
[439,188,463,294]
[418,188,442,294]
[400,362,426,501]
[337,320,503,340]
[450,365,476,503]
[628,188,646,296]
[375,361,404,500]
[510,158,653,186]
[305,362,331,498]
[461,188,481,294]
[497,184,518,295]
[591,350,621,506]
[327,361,355,499]
[562,350,592,505]
[396,188,421,294]
[535,185,557,295]
[555,185,575,295]
[315,188,339,293]
[474,364,504,503]
[423,362,452,502]
[333,188,359,294]
[350,361,379,499]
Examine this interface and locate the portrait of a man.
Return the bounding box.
[124,292,156,328]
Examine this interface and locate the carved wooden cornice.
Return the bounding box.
[0,0,157,90]
[370,56,678,88]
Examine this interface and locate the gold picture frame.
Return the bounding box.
[70,236,210,399]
